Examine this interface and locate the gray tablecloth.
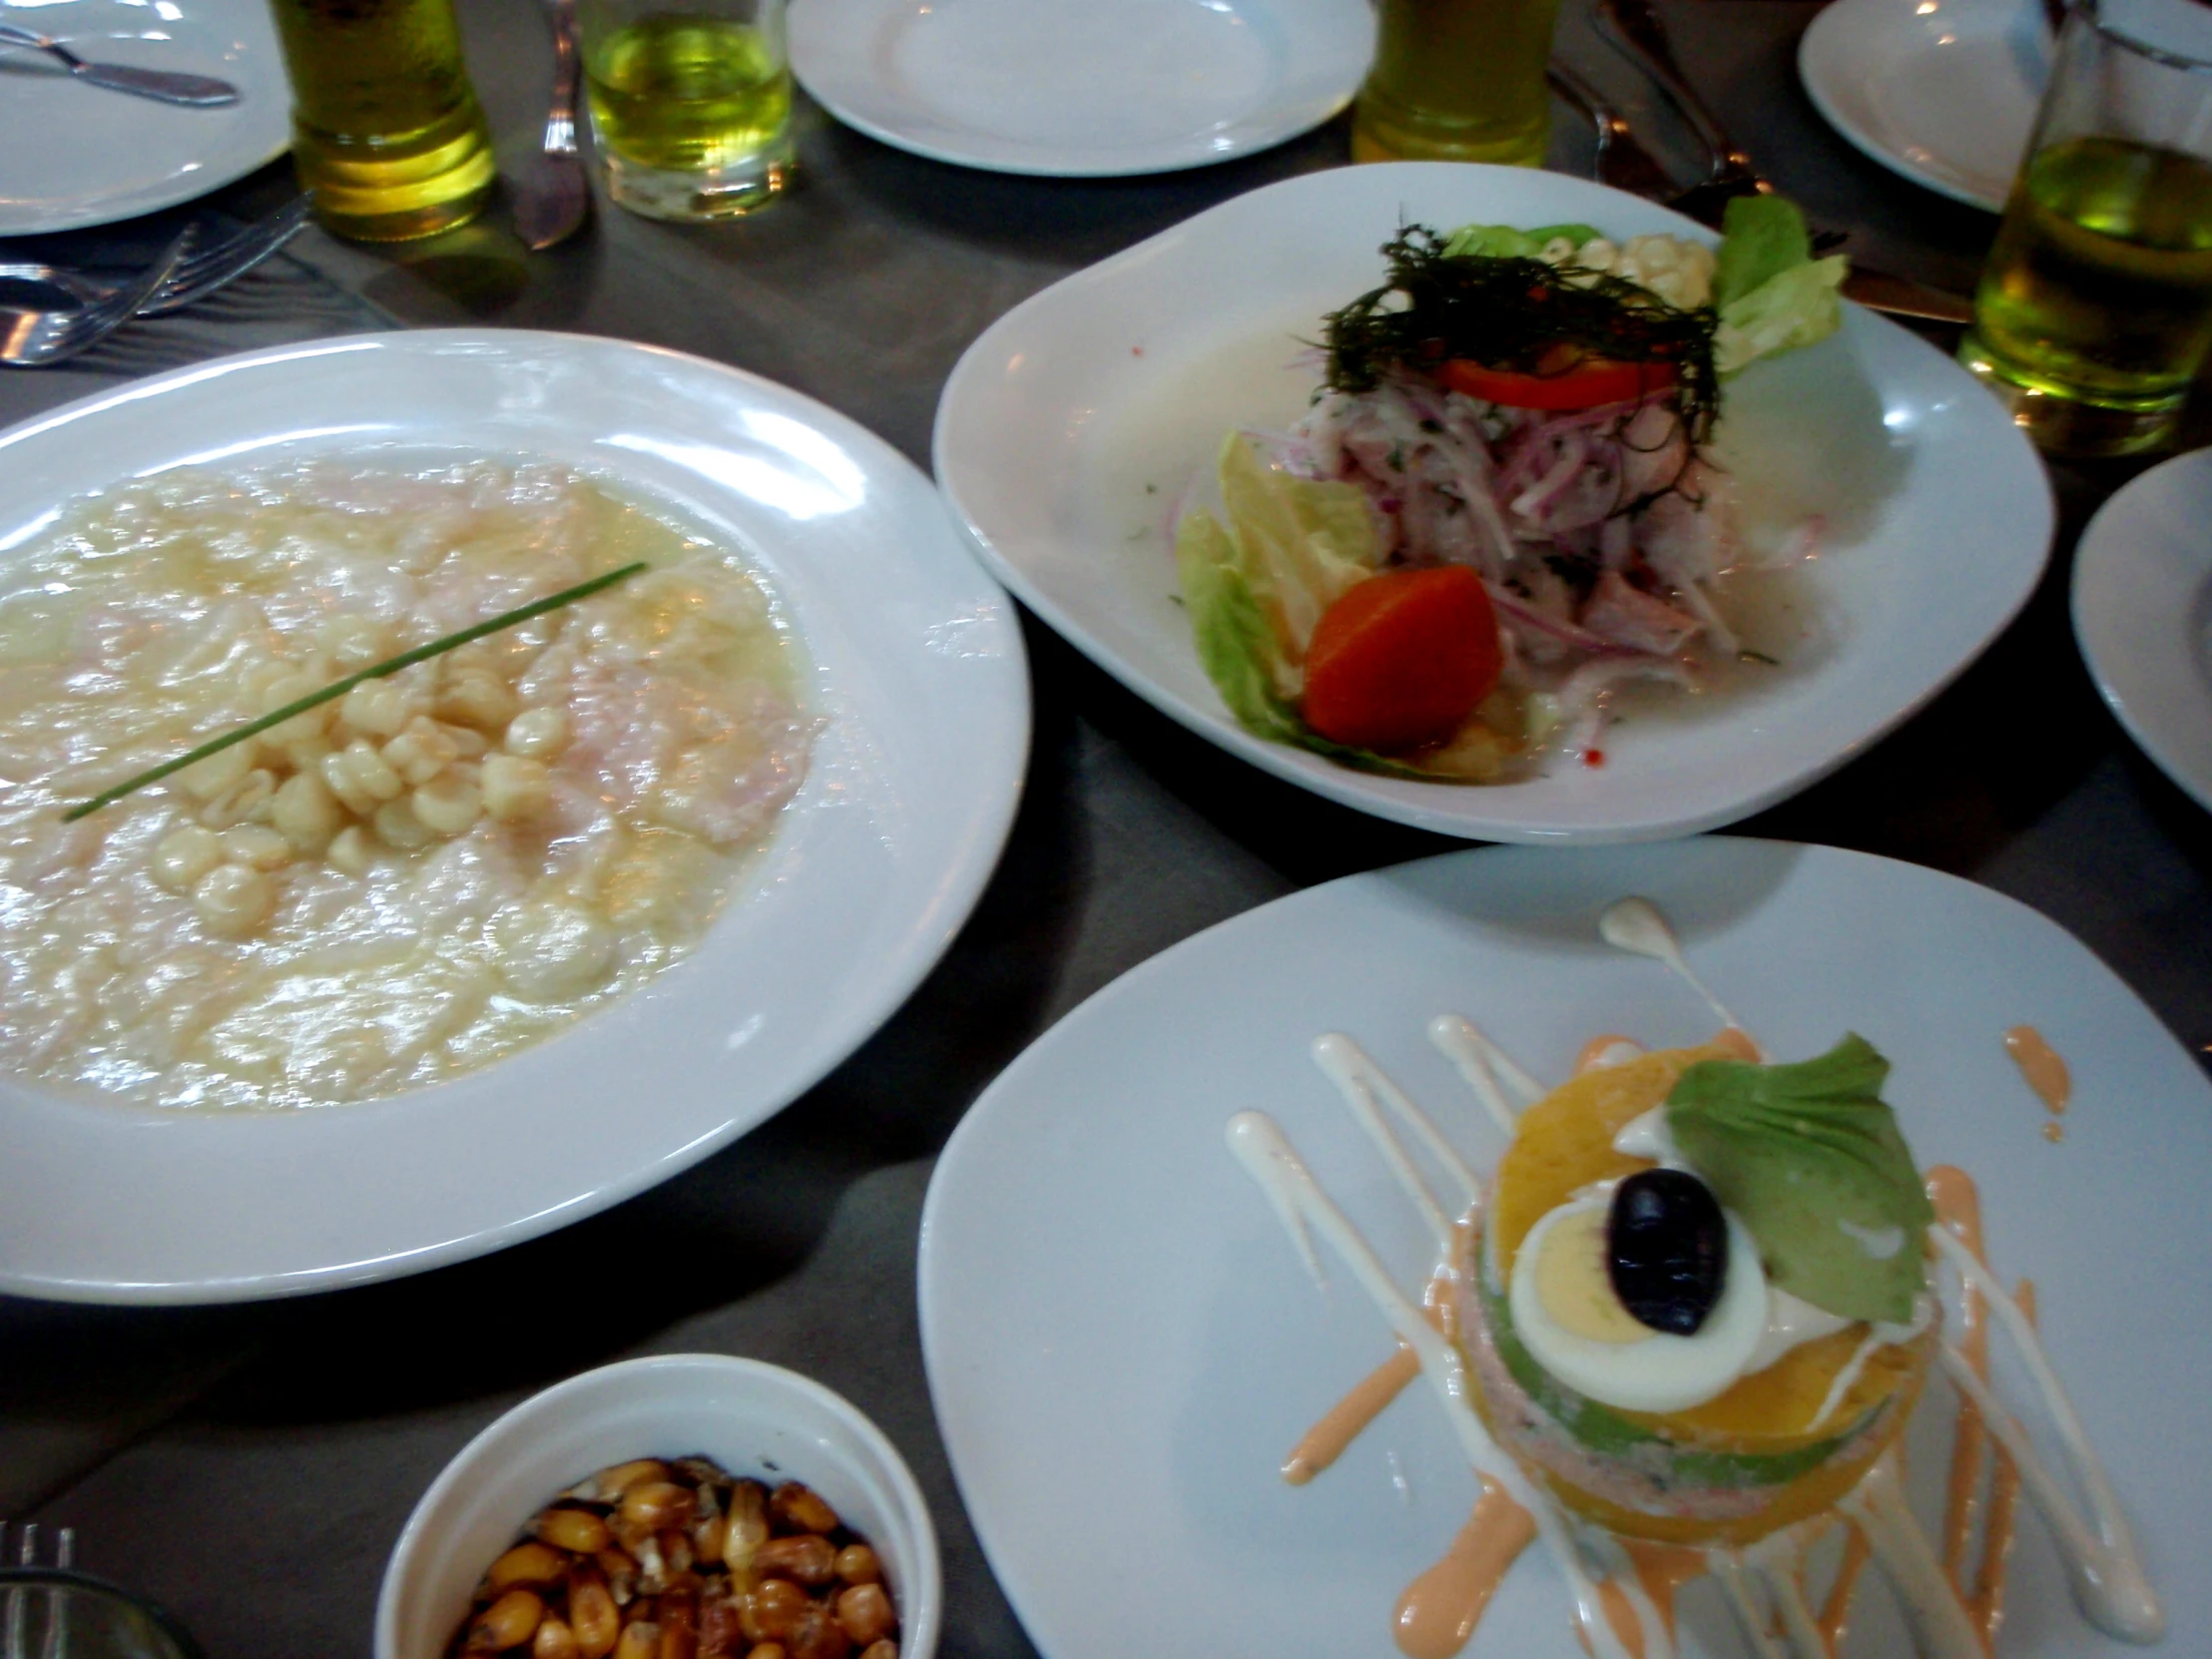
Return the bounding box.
[4,3,2208,1655]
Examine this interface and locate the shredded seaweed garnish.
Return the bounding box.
[1322,226,1722,447]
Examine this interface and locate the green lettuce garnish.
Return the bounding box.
[1712,196,1846,374]
[1440,222,1603,261]
[1666,1035,1933,1324]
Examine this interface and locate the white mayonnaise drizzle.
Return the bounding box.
[1597,896,1743,1038]
[1425,1014,1538,1133]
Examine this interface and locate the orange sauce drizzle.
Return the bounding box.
[1392,1480,1538,1659]
[2004,1026,2071,1115]
[1819,1520,1874,1655]
[1595,1541,1705,1659]
[1284,1346,1422,1485]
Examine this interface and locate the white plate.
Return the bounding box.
[919,837,2212,1659]
[788,0,1372,177]
[0,0,291,236]
[933,163,2053,843]
[0,329,1029,1304]
[2072,446,2212,814]
[1799,0,2046,213]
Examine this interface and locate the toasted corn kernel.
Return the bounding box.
[757,1536,833,1589]
[857,1644,896,1659]
[657,1586,698,1659]
[660,1529,695,1578]
[178,742,253,802]
[831,1546,877,1587]
[505,705,570,759]
[784,1602,848,1659]
[769,1484,839,1537]
[270,770,341,850]
[597,1548,639,1605]
[692,1515,726,1565]
[467,1588,545,1652]
[568,1570,619,1659]
[481,753,552,822]
[632,1531,669,1596]
[537,1509,612,1556]
[488,1542,570,1592]
[621,1482,697,1533]
[612,1622,661,1659]
[745,1647,790,1659]
[413,766,483,836]
[534,1615,582,1659]
[192,862,273,938]
[723,1482,769,1574]
[152,825,224,892]
[326,824,373,877]
[832,1585,893,1648]
[738,1580,811,1645]
[220,825,291,870]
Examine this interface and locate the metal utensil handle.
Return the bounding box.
[544,0,581,155]
[0,19,67,56]
[1598,0,1746,177]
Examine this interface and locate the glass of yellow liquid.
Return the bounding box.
[1351,0,1561,166]
[1960,0,2212,455]
[268,0,497,242]
[581,0,794,220]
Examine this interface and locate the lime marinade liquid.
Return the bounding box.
[1968,136,2212,413]
[585,14,791,173]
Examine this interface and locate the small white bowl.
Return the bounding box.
[375,1354,942,1659]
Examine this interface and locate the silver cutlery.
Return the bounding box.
[0,196,311,320]
[0,226,197,366]
[0,20,240,107]
[1586,2,1976,325]
[512,0,591,251]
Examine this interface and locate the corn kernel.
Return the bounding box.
[326,825,373,877]
[271,771,342,850]
[192,863,273,937]
[151,825,223,892]
[504,705,569,759]
[220,826,291,870]
[372,796,435,850]
[413,767,483,836]
[482,754,552,823]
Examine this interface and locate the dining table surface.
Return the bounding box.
[4,0,2209,1654]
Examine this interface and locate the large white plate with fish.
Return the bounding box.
[1798,0,2046,213]
[933,164,2053,843]
[0,0,291,236]
[918,837,2211,1659]
[2072,445,2212,815]
[789,0,1371,177]
[0,330,1029,1304]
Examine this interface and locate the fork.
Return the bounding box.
[0,196,311,321]
[0,225,197,366]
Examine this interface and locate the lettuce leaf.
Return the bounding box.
[1213,431,1379,664]
[1666,1034,1934,1324]
[1712,196,1846,374]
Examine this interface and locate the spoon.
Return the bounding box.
[0,21,240,107]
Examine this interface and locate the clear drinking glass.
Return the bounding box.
[1959,0,2212,455]
[1351,0,1562,166]
[580,0,794,221]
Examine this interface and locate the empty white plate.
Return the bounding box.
[934,163,2054,843]
[789,0,1373,177]
[2072,445,2212,814]
[0,0,291,235]
[0,330,1029,1303]
[1800,0,2046,212]
[920,836,2212,1659]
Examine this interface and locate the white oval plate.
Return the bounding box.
[933,163,2053,843]
[0,330,1029,1304]
[2072,445,2212,814]
[788,0,1371,178]
[919,837,2212,1659]
[0,0,291,236]
[1799,0,2046,213]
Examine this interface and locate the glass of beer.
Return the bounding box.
[580,0,794,220]
[1960,0,2212,455]
[267,0,497,243]
[1351,0,1561,166]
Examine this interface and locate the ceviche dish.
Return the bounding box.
[1176,198,1848,780]
[0,457,815,1111]
[1228,899,2160,1659]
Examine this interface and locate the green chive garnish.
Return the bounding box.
[63,560,648,823]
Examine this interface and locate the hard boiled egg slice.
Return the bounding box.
[1507,1192,1769,1414]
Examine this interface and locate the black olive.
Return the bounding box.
[1607,1169,1728,1336]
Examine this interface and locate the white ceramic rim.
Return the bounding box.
[788,0,1370,178]
[373,1353,943,1659]
[0,328,1030,1304]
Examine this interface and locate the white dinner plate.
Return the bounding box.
[1799,0,2046,213]
[933,163,2054,843]
[2072,446,2212,814]
[0,330,1029,1304]
[919,837,2212,1659]
[0,0,291,236]
[788,0,1372,177]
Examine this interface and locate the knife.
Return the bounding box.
[0,20,241,106]
[512,0,591,252]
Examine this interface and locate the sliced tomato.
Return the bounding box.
[1302,566,1502,754]
[1438,355,1676,411]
